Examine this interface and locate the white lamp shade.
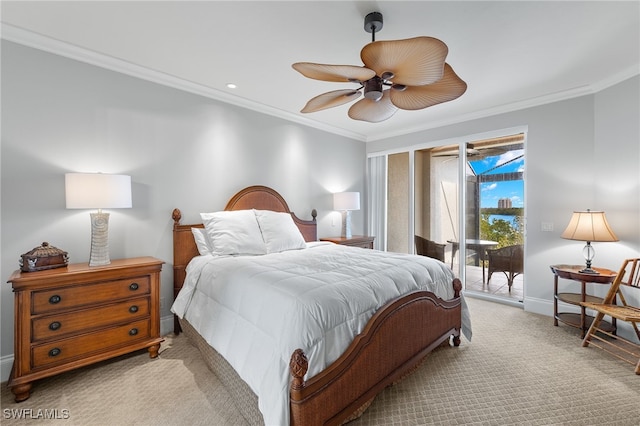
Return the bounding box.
[65,173,132,209]
[560,210,618,242]
[333,192,360,211]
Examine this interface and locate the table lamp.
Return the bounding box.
[560,209,618,274]
[65,173,132,266]
[334,192,360,239]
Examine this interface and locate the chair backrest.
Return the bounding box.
[602,258,640,304]
[509,245,524,268]
[487,244,524,268]
[414,235,445,262]
[488,244,523,256]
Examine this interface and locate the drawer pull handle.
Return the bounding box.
[129,283,139,291]
[129,328,139,336]
[49,295,61,304]
[48,348,61,357]
[49,321,61,331]
[129,305,139,313]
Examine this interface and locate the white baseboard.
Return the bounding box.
[523,296,555,316]
[1,315,176,384]
[1,354,14,384]
[160,314,175,336]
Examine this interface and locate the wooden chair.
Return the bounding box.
[486,244,523,290]
[414,235,446,263]
[581,257,640,374]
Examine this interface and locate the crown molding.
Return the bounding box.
[589,64,640,93]
[1,24,367,142]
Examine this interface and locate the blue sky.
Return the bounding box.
[469,150,524,208]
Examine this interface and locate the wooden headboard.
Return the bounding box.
[171,185,318,330]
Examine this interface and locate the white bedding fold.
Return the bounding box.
[172,242,471,426]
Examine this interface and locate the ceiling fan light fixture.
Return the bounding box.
[381,71,395,80]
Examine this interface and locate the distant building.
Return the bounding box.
[498,198,512,208]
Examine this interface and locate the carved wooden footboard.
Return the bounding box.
[289,282,462,426]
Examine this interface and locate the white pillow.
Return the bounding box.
[191,227,212,256]
[200,210,266,256]
[254,209,306,253]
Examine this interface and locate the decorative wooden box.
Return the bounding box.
[20,242,69,272]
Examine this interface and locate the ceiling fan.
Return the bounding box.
[292,12,467,123]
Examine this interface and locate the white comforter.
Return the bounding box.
[172,242,471,426]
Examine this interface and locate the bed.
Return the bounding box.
[171,185,470,426]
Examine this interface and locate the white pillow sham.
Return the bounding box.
[254,209,307,253]
[200,210,266,256]
[191,227,212,256]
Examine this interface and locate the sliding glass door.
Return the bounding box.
[368,131,525,302]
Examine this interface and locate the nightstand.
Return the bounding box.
[550,264,617,338]
[320,236,375,249]
[7,256,164,402]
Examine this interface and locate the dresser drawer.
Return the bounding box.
[320,236,375,249]
[32,276,150,314]
[32,296,150,342]
[32,318,151,369]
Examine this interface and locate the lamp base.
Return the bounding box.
[89,212,111,266]
[579,242,598,274]
[341,211,352,239]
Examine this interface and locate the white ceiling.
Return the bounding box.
[2,1,639,142]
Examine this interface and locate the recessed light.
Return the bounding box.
[226,83,237,89]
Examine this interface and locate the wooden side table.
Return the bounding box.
[320,236,375,249]
[550,264,617,338]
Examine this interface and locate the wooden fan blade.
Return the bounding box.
[301,89,361,113]
[292,62,376,82]
[390,64,467,110]
[348,90,398,122]
[360,37,448,86]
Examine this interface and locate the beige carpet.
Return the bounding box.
[2,297,639,425]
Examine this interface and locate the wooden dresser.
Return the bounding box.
[7,256,164,402]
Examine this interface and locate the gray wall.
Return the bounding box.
[0,41,366,375]
[366,75,640,317]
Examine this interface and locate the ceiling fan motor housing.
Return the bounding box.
[364,76,384,101]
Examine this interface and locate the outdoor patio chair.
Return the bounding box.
[486,244,523,290]
[415,235,446,263]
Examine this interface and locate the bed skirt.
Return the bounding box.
[179,318,264,425]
